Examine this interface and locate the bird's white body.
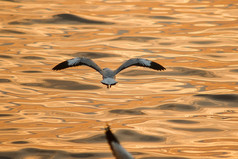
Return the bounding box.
[53,57,165,88]
[101,68,117,88]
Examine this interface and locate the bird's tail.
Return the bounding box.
[101,78,117,87]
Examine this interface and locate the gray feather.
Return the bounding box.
[114,58,166,75]
[52,57,103,75]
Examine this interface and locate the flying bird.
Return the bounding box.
[105,125,134,159]
[52,57,166,88]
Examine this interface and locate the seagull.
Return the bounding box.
[52,57,166,88]
[105,125,134,159]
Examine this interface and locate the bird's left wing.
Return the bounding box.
[52,57,103,75]
[105,126,134,159]
[114,58,166,75]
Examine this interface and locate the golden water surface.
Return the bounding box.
[1,0,238,158]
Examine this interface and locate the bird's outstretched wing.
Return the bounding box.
[105,126,134,159]
[52,57,103,75]
[114,58,166,75]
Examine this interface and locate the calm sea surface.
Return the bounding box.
[1,0,238,158]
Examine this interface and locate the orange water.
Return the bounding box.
[1,0,238,158]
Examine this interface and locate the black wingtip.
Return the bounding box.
[150,61,166,71]
[52,61,69,70]
[105,125,120,144]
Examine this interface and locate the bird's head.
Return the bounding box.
[103,68,110,71]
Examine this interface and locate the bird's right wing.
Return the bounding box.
[52,57,103,75]
[114,58,166,75]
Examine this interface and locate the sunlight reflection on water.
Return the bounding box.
[0,0,238,159]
